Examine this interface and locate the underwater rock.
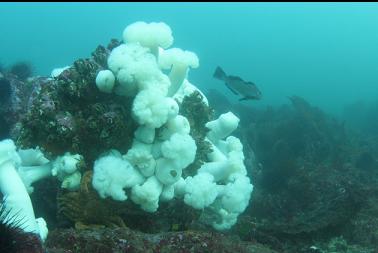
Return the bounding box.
[340,172,378,249]
[0,76,11,138]
[246,99,357,229]
[355,151,376,171]
[0,73,35,139]
[222,96,378,251]
[9,62,33,81]
[13,41,137,164]
[179,90,214,176]
[0,77,11,105]
[0,203,44,253]
[45,227,278,253]
[57,171,199,234]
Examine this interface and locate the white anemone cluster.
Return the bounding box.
[0,21,254,246]
[0,140,48,241]
[91,21,253,231]
[178,112,253,230]
[0,138,84,241]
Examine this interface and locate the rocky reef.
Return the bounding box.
[0,21,256,252]
[1,20,378,253]
[45,227,277,253]
[208,90,378,252]
[6,42,136,166]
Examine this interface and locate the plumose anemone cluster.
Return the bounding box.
[0,21,254,248]
[92,21,253,231]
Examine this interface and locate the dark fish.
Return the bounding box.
[213,66,262,101]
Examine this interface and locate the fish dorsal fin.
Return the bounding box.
[213,66,227,81]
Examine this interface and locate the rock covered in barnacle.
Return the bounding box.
[13,40,137,165]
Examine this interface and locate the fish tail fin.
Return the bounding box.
[213,66,227,81]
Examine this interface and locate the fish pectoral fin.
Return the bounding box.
[239,95,260,101]
[239,96,255,101]
[225,83,238,95]
[246,81,257,87]
[239,96,249,101]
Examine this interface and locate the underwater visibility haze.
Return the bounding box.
[1,2,378,253]
[1,2,378,114]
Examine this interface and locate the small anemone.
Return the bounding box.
[0,201,43,253]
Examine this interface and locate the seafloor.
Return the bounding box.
[1,36,378,253]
